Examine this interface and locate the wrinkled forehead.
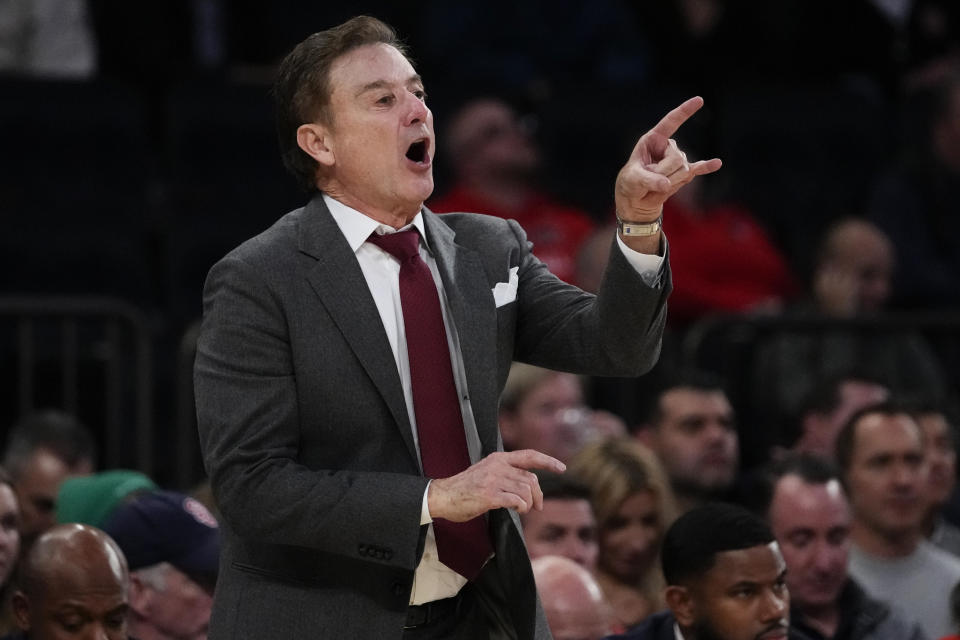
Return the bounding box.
[328,43,419,94]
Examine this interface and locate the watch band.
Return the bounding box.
[616,214,662,237]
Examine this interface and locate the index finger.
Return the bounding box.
[503,449,566,474]
[650,96,705,139]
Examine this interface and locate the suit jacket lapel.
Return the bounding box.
[298,195,419,466]
[423,209,500,456]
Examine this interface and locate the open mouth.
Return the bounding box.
[405,139,429,164]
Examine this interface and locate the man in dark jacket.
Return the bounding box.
[759,453,927,640]
[607,503,791,640]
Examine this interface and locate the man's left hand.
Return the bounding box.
[614,96,722,223]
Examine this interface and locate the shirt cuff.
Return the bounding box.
[616,233,666,288]
[421,481,433,526]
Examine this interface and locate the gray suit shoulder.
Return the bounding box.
[221,206,306,265]
[431,210,525,242]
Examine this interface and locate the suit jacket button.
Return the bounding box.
[358,544,367,556]
[392,583,405,597]
[385,549,394,560]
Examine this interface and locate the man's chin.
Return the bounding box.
[408,180,434,208]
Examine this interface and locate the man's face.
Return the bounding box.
[768,475,850,611]
[917,412,956,507]
[0,484,20,586]
[20,556,129,640]
[681,543,789,640]
[522,498,598,570]
[453,100,539,178]
[500,373,586,463]
[845,413,927,539]
[320,43,434,217]
[599,490,663,583]
[132,565,213,640]
[652,389,739,497]
[15,449,90,545]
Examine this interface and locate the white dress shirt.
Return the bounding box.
[323,194,664,605]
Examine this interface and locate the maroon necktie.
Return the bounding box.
[367,229,492,580]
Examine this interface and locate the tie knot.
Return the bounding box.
[368,229,421,263]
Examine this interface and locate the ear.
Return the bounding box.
[128,573,152,617]
[12,591,30,630]
[664,585,695,627]
[296,123,335,168]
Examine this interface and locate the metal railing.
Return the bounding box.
[0,297,154,475]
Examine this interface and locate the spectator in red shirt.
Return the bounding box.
[429,97,595,284]
[661,178,798,327]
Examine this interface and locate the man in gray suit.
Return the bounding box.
[194,15,720,640]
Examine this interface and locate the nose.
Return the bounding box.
[405,91,428,126]
[761,588,788,623]
[812,543,839,573]
[90,625,110,640]
[704,419,731,442]
[892,462,919,488]
[627,525,656,552]
[561,537,591,566]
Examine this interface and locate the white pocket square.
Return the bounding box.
[492,266,519,308]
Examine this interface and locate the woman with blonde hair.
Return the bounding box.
[567,437,677,630]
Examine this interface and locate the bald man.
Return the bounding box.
[531,555,611,640]
[8,523,130,640]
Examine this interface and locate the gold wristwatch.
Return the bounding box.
[616,214,662,237]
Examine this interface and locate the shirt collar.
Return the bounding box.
[674,622,686,640]
[323,193,429,253]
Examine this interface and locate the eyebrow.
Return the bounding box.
[728,580,759,591]
[355,75,423,97]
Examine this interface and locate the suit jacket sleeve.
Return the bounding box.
[505,218,671,376]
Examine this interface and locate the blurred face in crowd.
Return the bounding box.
[0,483,20,586]
[500,372,589,463]
[669,543,789,640]
[768,475,850,612]
[649,388,739,498]
[916,411,957,507]
[818,221,893,314]
[522,497,598,570]
[130,564,213,640]
[533,556,611,640]
[15,448,92,546]
[801,380,889,461]
[845,412,927,541]
[599,489,663,583]
[449,99,540,179]
[306,43,434,220]
[14,527,129,640]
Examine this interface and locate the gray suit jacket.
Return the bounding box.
[194,194,671,639]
